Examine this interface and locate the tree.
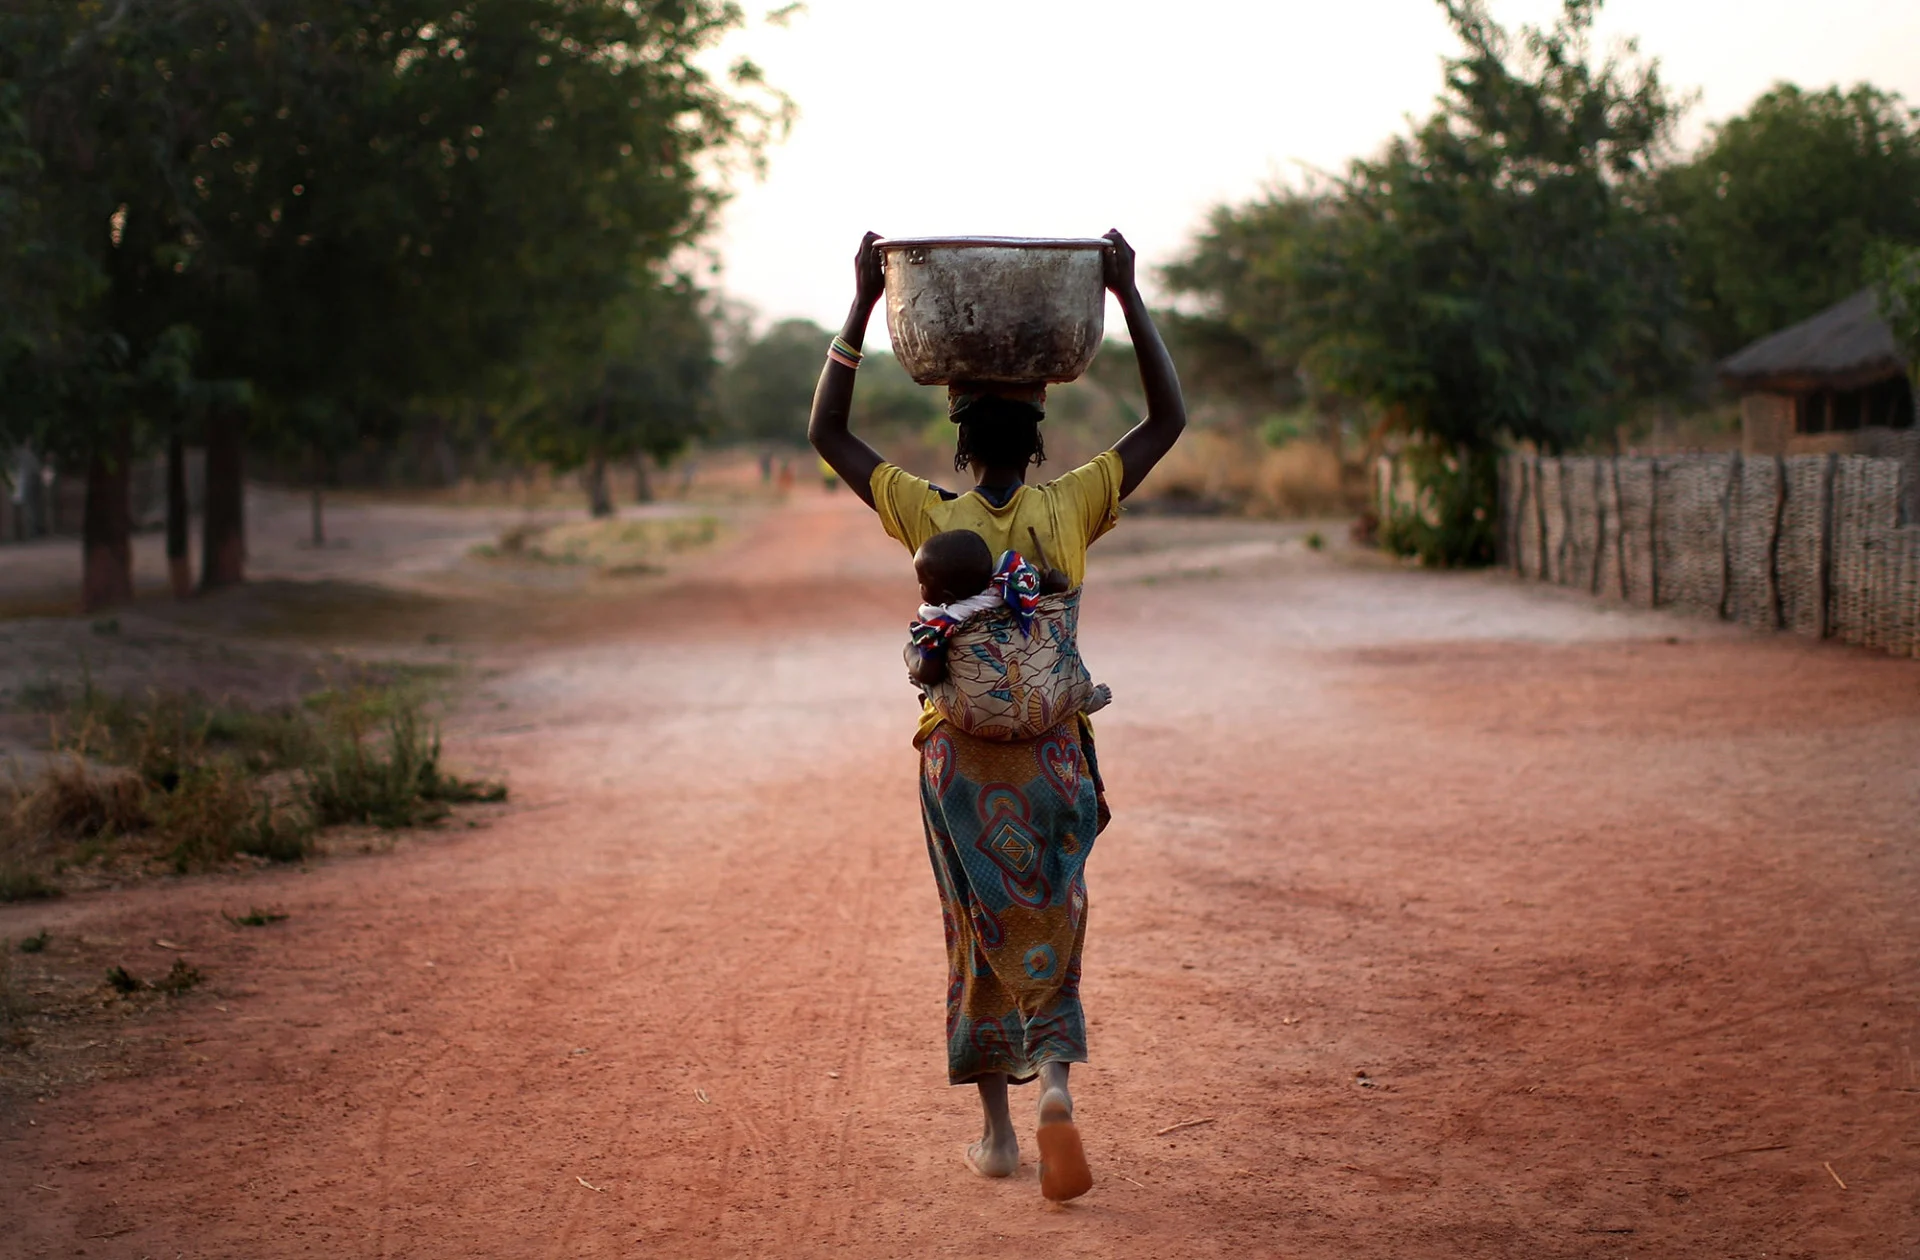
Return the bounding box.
[499,278,716,517]
[1665,84,1920,355]
[1871,242,1920,383]
[1,0,780,598]
[716,318,832,444]
[1167,0,1691,565]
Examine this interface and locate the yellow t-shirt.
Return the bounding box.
[872,449,1123,743]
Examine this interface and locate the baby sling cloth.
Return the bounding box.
[911,552,1108,742]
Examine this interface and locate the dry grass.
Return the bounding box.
[472,514,721,576]
[15,758,149,840]
[1133,430,1357,518]
[1,678,500,899]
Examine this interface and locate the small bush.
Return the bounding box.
[307,701,446,827]
[304,693,505,826]
[225,907,287,927]
[19,929,49,953]
[104,965,143,994]
[1378,442,1499,568]
[238,801,315,863]
[18,759,148,840]
[154,761,256,872]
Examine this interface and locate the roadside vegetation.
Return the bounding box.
[0,673,504,903]
[472,514,723,578]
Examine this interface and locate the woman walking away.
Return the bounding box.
[809,230,1187,1201]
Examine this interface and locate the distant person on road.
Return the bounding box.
[809,229,1186,1203]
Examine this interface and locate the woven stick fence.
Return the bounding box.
[1492,452,1919,658]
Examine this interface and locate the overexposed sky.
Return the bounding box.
[704,0,1920,342]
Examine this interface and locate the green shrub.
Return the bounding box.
[1378,442,1499,568]
[154,760,255,872]
[309,702,449,827]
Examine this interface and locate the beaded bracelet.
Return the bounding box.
[827,336,863,370]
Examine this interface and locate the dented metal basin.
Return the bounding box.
[879,236,1107,386]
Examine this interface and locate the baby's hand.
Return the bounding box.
[905,643,948,686]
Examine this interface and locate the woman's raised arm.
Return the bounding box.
[1103,230,1188,500]
[807,232,890,509]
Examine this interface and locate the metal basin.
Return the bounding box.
[879,236,1107,386]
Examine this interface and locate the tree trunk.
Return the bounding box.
[201,405,247,590]
[309,444,326,548]
[166,433,192,598]
[82,423,134,613]
[633,453,653,504]
[586,451,613,518]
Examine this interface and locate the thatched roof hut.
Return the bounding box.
[1720,290,1914,454]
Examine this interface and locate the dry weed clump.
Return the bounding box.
[17,758,149,840]
[472,514,721,576]
[0,681,504,900]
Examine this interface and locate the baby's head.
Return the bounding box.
[913,529,993,607]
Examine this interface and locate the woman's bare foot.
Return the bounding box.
[965,1132,1020,1178]
[966,1072,1019,1178]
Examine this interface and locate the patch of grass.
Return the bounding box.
[57,691,318,785]
[19,929,49,953]
[104,964,143,994]
[225,907,287,927]
[0,864,60,903]
[1305,530,1326,551]
[473,514,721,573]
[307,701,455,827]
[18,759,149,840]
[307,699,503,825]
[6,672,500,892]
[154,760,257,872]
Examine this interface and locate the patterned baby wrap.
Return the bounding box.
[924,586,1101,742]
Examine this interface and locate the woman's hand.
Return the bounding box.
[855,230,886,308]
[1102,228,1137,297]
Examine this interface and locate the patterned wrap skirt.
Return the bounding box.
[919,716,1106,1085]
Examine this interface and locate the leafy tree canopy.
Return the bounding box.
[1664,83,1920,356]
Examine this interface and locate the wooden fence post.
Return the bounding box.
[1533,456,1550,582]
[1590,459,1606,594]
[1611,458,1629,600]
[1647,459,1662,607]
[1718,452,1741,620]
[1816,453,1838,639]
[1767,454,1787,631]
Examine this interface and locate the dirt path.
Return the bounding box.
[2,491,1917,1258]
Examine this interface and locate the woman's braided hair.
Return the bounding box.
[952,398,1046,474]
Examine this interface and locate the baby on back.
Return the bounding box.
[905,529,1110,737]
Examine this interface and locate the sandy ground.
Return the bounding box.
[1,486,1917,1258]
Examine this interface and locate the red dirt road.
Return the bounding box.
[3,492,1918,1258]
